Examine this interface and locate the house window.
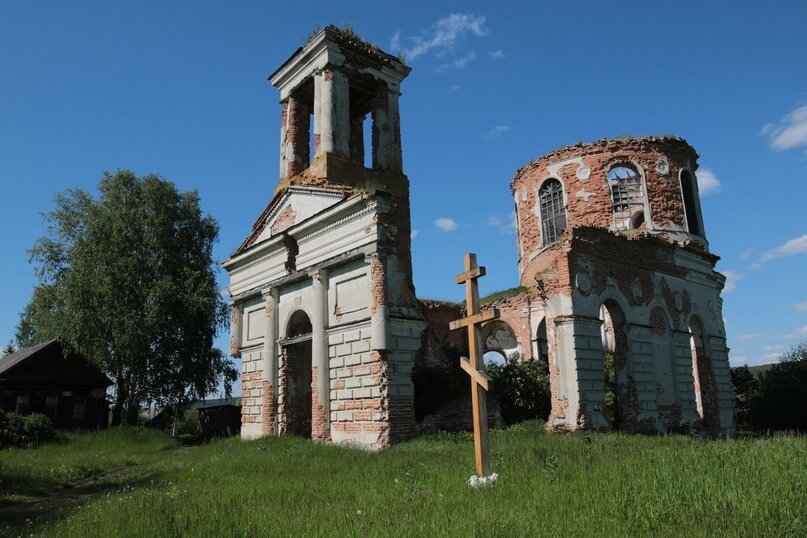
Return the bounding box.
[15,395,30,415]
[45,396,59,421]
[608,165,645,230]
[539,178,567,246]
[680,170,702,236]
[72,398,86,420]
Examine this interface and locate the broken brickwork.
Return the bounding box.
[465,137,735,436]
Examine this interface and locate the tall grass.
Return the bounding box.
[6,423,807,536]
[0,427,176,501]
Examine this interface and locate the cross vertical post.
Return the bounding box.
[448,253,499,477]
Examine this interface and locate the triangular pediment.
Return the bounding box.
[237,186,347,252]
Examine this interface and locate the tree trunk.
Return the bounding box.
[124,402,140,425]
[111,378,128,426]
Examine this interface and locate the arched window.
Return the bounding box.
[286,310,312,338]
[680,170,702,236]
[607,165,645,230]
[482,320,520,359]
[539,179,567,246]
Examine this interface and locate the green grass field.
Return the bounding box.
[2,424,806,537]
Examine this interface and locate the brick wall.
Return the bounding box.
[512,136,703,287]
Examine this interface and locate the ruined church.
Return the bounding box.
[224,26,735,448]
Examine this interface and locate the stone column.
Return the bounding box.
[315,68,349,158]
[387,88,403,172]
[261,288,279,436]
[310,269,331,440]
[366,252,389,351]
[313,70,323,157]
[229,301,242,358]
[372,85,403,172]
[284,94,310,178]
[552,314,605,431]
[279,99,289,180]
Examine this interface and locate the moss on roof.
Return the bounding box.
[480,286,529,304]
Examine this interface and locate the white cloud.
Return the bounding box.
[793,301,807,312]
[760,353,783,363]
[721,270,744,293]
[799,325,807,337]
[761,105,807,155]
[410,229,419,240]
[489,49,505,60]
[761,345,786,352]
[399,13,488,61]
[506,211,517,232]
[485,125,511,139]
[390,30,401,51]
[735,333,763,342]
[749,262,764,271]
[448,84,461,92]
[696,168,722,195]
[486,212,517,234]
[434,217,457,231]
[739,248,753,260]
[761,234,807,261]
[784,325,807,339]
[730,355,749,366]
[436,50,476,72]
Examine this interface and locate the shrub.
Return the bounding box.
[486,352,551,425]
[0,409,26,447]
[24,413,56,445]
[0,410,55,448]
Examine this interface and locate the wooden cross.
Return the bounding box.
[448,253,499,477]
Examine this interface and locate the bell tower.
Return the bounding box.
[269,25,410,196]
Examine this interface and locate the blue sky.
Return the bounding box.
[1,1,806,376]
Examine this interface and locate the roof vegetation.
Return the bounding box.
[480,286,529,304]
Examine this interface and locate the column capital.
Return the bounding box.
[260,286,279,300]
[308,267,329,282]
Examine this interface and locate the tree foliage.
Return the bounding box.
[730,365,758,430]
[747,342,807,432]
[17,170,236,425]
[486,352,551,425]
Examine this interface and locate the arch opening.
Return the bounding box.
[681,170,702,236]
[608,165,646,231]
[280,310,313,438]
[538,178,567,246]
[689,316,719,432]
[482,320,520,360]
[599,302,627,430]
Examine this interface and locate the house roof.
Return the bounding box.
[0,340,55,376]
[194,397,241,409]
[0,340,113,388]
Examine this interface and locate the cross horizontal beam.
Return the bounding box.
[455,265,486,284]
[448,308,500,331]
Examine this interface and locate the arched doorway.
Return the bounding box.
[689,316,719,432]
[600,301,628,430]
[280,310,313,438]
